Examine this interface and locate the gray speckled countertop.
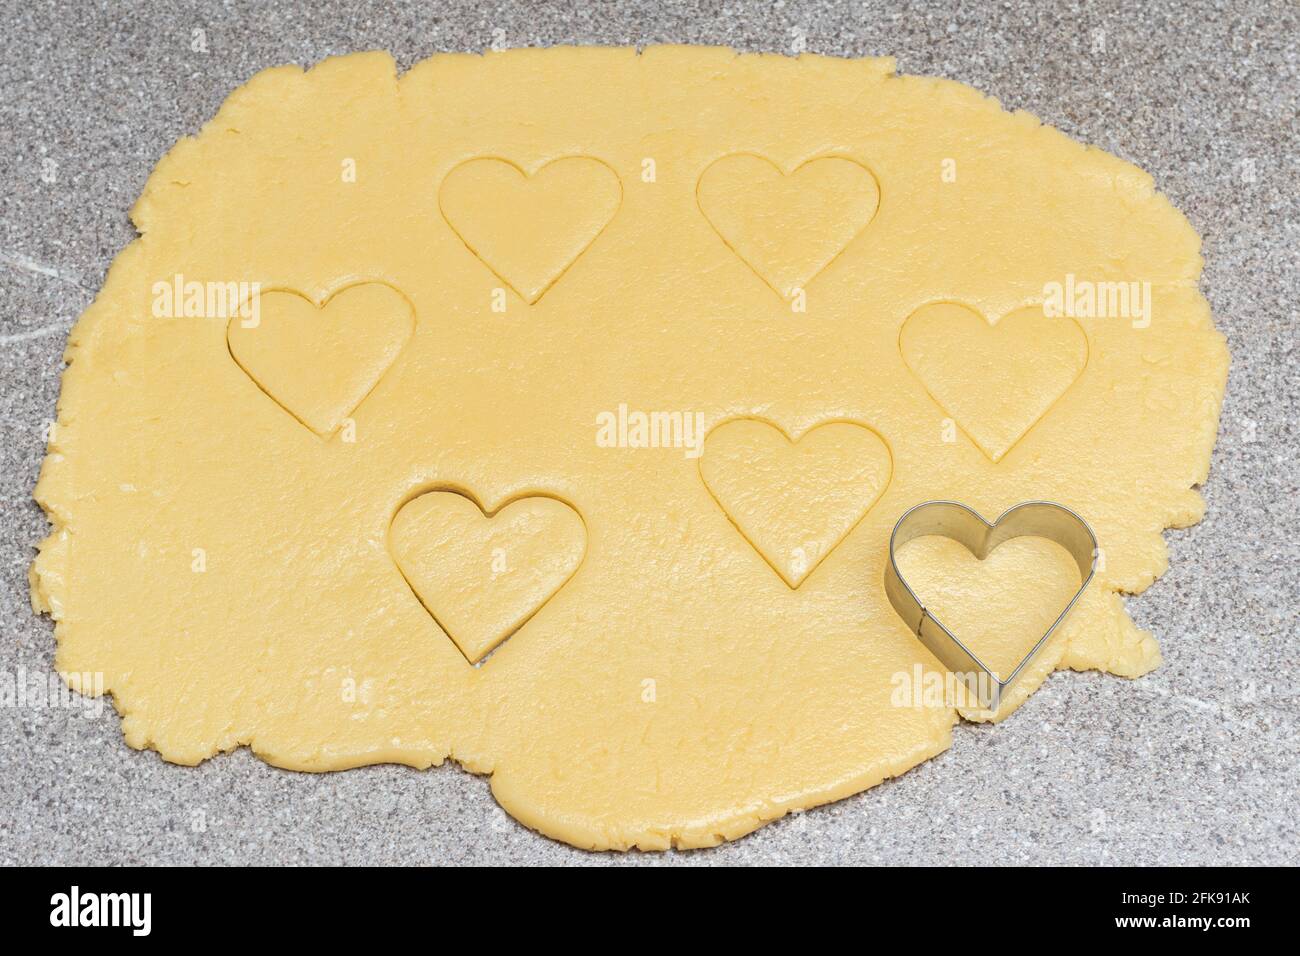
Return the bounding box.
[1,0,1296,866]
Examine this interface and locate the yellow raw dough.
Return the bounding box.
[699,419,892,588]
[228,282,415,437]
[439,157,622,304]
[30,47,1228,850]
[390,490,587,665]
[900,303,1089,463]
[697,154,881,298]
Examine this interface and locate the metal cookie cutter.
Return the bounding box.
[884,500,1098,711]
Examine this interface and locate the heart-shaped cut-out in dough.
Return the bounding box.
[389,490,586,664]
[700,419,892,588]
[439,156,622,304]
[900,302,1089,462]
[227,282,414,437]
[895,536,1084,682]
[697,154,880,298]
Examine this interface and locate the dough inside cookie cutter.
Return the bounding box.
[884,500,1098,710]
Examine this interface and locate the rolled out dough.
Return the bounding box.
[31,47,1228,850]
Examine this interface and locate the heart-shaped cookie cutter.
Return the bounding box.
[884,500,1098,710]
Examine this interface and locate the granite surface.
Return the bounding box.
[1,0,1296,866]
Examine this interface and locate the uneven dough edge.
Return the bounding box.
[491,714,957,851]
[28,47,1229,851]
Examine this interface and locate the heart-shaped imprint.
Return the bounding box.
[900,302,1088,462]
[697,154,880,298]
[439,156,622,304]
[895,536,1085,681]
[227,282,414,437]
[700,419,892,588]
[389,490,586,664]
